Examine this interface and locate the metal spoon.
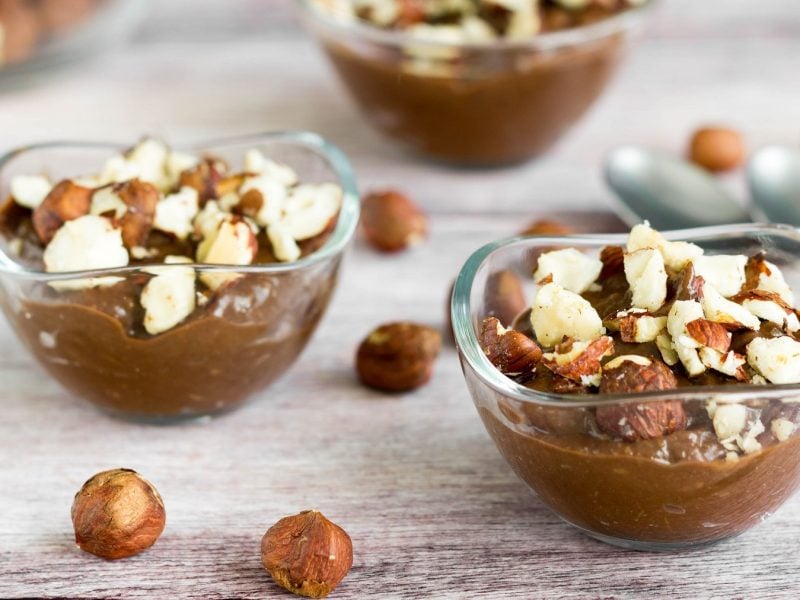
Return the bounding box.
[747,145,800,227]
[604,145,752,230]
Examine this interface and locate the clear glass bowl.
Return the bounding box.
[0,0,147,88]
[0,132,359,422]
[299,0,655,166]
[452,224,800,550]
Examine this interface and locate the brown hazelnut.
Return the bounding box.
[114,179,159,249]
[0,2,40,66]
[32,179,92,244]
[483,269,527,327]
[356,322,441,391]
[598,245,624,280]
[596,357,686,442]
[261,510,353,599]
[361,190,427,252]
[542,336,615,384]
[520,219,574,237]
[71,468,165,560]
[688,127,746,173]
[178,158,225,203]
[479,316,542,376]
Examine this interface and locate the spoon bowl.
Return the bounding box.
[747,145,800,227]
[604,145,752,230]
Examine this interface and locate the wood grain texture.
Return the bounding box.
[2,1,800,598]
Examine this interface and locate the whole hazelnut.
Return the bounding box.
[261,510,353,599]
[688,127,746,173]
[356,322,441,391]
[520,219,574,237]
[71,468,166,560]
[360,190,427,252]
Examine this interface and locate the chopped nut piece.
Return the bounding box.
[479,316,542,376]
[617,311,667,343]
[771,418,795,442]
[154,187,200,240]
[624,247,667,311]
[114,179,159,249]
[673,263,705,301]
[267,221,301,262]
[699,347,747,380]
[693,255,747,298]
[701,284,760,330]
[667,300,705,349]
[747,336,800,384]
[141,256,196,335]
[43,215,129,290]
[656,333,679,366]
[732,289,800,332]
[542,336,614,386]
[598,245,624,279]
[244,149,299,187]
[179,158,225,203]
[32,179,93,244]
[686,318,732,353]
[533,248,603,294]
[283,184,342,241]
[90,186,127,219]
[530,283,605,347]
[627,222,704,271]
[238,175,288,227]
[198,216,258,291]
[10,174,52,209]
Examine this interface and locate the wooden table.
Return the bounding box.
[2,1,800,598]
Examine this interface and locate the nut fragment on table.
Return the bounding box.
[261,510,353,599]
[71,468,166,560]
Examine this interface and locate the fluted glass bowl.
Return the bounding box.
[299,0,655,166]
[452,224,800,551]
[0,132,359,422]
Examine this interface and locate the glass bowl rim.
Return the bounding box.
[297,0,658,52]
[451,223,800,408]
[0,130,360,281]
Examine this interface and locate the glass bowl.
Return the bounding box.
[299,0,655,166]
[0,132,359,422]
[452,224,800,551]
[0,0,147,88]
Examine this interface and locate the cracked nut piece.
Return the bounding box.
[32,180,93,244]
[533,248,602,294]
[71,468,166,560]
[141,257,196,335]
[154,187,200,240]
[356,322,441,391]
[198,216,258,291]
[361,189,427,252]
[261,510,353,599]
[686,318,731,353]
[530,283,605,347]
[479,316,542,376]
[615,310,667,343]
[747,336,800,384]
[10,174,52,209]
[693,254,746,298]
[624,247,667,311]
[688,126,746,173]
[114,179,160,249]
[599,245,624,279]
[542,336,614,387]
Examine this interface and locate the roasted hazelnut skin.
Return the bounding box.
[261,510,353,599]
[360,190,427,252]
[71,468,166,560]
[356,322,441,391]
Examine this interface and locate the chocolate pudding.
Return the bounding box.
[307,0,647,164]
[0,138,348,420]
[471,224,800,547]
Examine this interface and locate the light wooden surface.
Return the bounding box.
[2,1,800,598]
